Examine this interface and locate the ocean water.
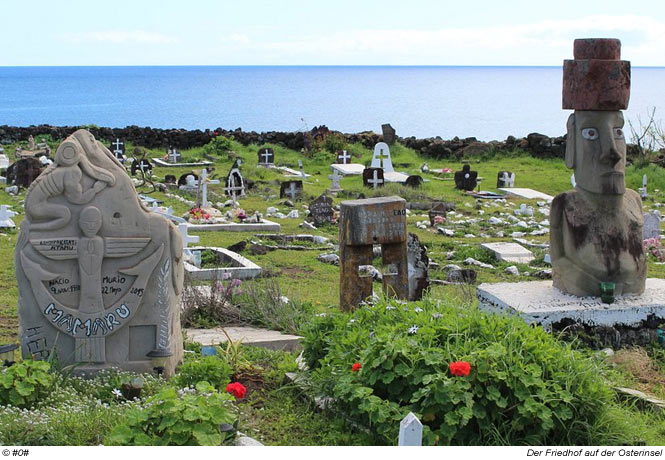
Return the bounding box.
[0,66,663,141]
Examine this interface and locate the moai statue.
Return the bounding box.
[454,164,477,191]
[339,196,408,310]
[551,38,645,297]
[16,130,184,375]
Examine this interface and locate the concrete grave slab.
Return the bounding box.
[481,242,535,264]
[499,188,554,201]
[185,326,302,351]
[151,158,212,168]
[184,246,261,281]
[186,218,280,232]
[331,163,365,176]
[477,278,665,330]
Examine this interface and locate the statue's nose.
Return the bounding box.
[601,146,621,166]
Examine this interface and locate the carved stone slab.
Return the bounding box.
[16,130,184,376]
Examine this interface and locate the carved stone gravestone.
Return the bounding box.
[131,158,152,176]
[363,167,384,189]
[6,158,44,188]
[552,38,645,296]
[381,124,396,145]
[643,211,661,240]
[339,196,408,310]
[370,142,394,172]
[109,138,126,163]
[258,148,275,166]
[225,160,245,200]
[407,233,429,301]
[309,194,334,225]
[280,180,303,200]
[428,202,447,226]
[454,164,477,191]
[497,171,515,188]
[178,172,199,187]
[405,175,423,188]
[16,130,184,376]
[336,150,352,164]
[328,169,343,192]
[167,147,182,164]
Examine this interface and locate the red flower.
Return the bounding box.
[352,362,362,373]
[449,361,471,377]
[226,382,247,399]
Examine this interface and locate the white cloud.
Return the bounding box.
[218,15,665,65]
[60,30,177,45]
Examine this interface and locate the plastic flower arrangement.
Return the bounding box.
[189,207,212,224]
[234,208,247,221]
[643,237,664,262]
[433,215,446,225]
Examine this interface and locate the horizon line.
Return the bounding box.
[1,64,664,69]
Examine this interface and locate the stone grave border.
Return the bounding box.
[151,158,213,168]
[186,218,281,232]
[184,246,262,281]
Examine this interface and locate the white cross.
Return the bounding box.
[112,138,124,156]
[224,173,244,208]
[177,223,199,249]
[169,148,179,163]
[338,150,351,164]
[298,160,307,178]
[0,205,17,228]
[260,149,272,164]
[328,169,342,190]
[285,182,300,200]
[199,169,220,208]
[367,170,383,189]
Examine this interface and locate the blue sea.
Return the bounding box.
[0,66,663,141]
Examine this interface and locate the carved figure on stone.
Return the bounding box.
[24,132,116,231]
[551,39,645,297]
[454,164,477,191]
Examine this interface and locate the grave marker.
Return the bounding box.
[398,412,423,446]
[381,124,396,145]
[167,147,182,164]
[328,169,343,192]
[454,164,478,191]
[363,167,384,189]
[428,202,447,226]
[370,142,394,173]
[336,150,352,164]
[131,158,153,176]
[643,211,661,240]
[198,169,220,208]
[258,148,275,166]
[497,171,515,188]
[280,180,303,200]
[405,175,423,188]
[0,205,17,228]
[308,194,334,225]
[110,138,126,163]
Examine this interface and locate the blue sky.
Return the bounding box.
[3,0,664,66]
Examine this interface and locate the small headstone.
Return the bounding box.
[405,175,423,188]
[110,138,126,163]
[16,129,183,375]
[454,164,477,191]
[381,124,396,145]
[258,148,275,166]
[131,158,152,176]
[370,142,394,172]
[308,194,334,225]
[164,174,177,185]
[336,150,352,164]
[363,167,384,189]
[497,171,515,188]
[328,169,343,192]
[298,160,307,179]
[0,205,17,228]
[428,202,447,226]
[398,412,422,446]
[643,211,661,240]
[407,233,429,301]
[167,147,182,164]
[0,153,9,170]
[178,172,199,187]
[280,180,303,200]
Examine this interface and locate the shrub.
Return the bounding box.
[203,136,233,156]
[107,381,236,446]
[172,356,232,391]
[0,360,53,408]
[303,298,617,445]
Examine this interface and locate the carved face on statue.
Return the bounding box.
[79,206,102,237]
[566,111,627,195]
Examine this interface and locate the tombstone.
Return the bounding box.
[405,175,423,188]
[454,164,477,191]
[328,169,343,192]
[407,233,429,301]
[298,160,307,179]
[280,180,303,200]
[428,202,447,226]
[28,135,35,151]
[370,142,394,172]
[381,124,396,145]
[16,129,183,376]
[339,196,408,311]
[131,158,152,176]
[225,160,245,200]
[0,205,17,228]
[640,174,648,198]
[308,194,334,225]
[643,211,661,240]
[177,172,199,187]
[164,174,177,185]
[258,148,275,166]
[398,412,423,446]
[6,157,44,188]
[167,147,182,164]
[336,150,352,164]
[497,171,515,188]
[363,167,384,189]
[109,138,126,163]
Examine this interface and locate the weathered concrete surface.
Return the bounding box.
[331,163,365,176]
[151,158,212,168]
[498,188,553,201]
[185,326,302,351]
[184,247,261,280]
[186,219,280,232]
[477,278,665,330]
[481,242,535,264]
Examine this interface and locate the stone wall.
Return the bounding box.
[0,124,622,160]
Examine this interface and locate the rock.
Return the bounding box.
[505,265,520,276]
[463,258,494,269]
[446,269,477,283]
[533,269,552,279]
[300,221,317,230]
[437,228,454,237]
[266,206,279,214]
[359,265,382,281]
[489,216,503,225]
[227,241,247,253]
[317,253,340,265]
[286,210,299,219]
[282,200,294,207]
[443,264,462,271]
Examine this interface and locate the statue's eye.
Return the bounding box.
[614,128,624,139]
[581,128,598,140]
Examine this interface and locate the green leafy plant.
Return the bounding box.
[203,136,233,156]
[107,381,237,446]
[0,360,53,408]
[172,355,232,391]
[304,298,618,445]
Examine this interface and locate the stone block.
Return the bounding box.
[481,242,535,264]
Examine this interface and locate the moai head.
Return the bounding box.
[563,38,631,195]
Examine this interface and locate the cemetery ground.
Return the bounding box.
[2,133,665,445]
